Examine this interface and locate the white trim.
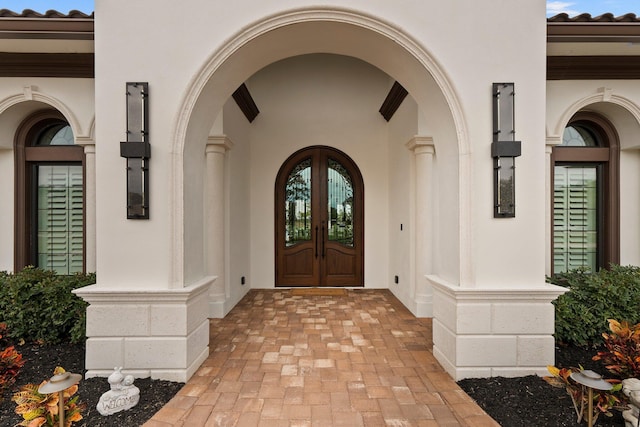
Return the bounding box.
[73,275,213,303]
[549,87,640,140]
[428,274,567,301]
[0,88,86,140]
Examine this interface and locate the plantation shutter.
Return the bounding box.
[37,165,83,274]
[553,165,598,273]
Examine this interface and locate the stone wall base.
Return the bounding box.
[429,275,567,380]
[74,277,211,382]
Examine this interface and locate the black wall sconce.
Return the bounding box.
[120,82,150,219]
[492,83,521,218]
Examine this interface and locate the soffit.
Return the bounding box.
[0,38,93,53]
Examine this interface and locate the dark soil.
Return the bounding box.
[0,342,629,426]
[0,343,183,427]
[459,344,627,427]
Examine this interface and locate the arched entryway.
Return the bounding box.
[172,9,469,301]
[275,146,364,287]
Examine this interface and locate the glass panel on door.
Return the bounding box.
[327,158,354,247]
[284,158,312,247]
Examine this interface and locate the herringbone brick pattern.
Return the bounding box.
[144,289,498,426]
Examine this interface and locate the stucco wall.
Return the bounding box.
[93,0,548,291]
[222,99,252,308]
[387,93,417,305]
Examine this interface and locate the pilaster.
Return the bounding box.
[77,140,96,273]
[206,136,233,317]
[406,136,435,316]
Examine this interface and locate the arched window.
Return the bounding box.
[552,113,619,274]
[15,110,84,274]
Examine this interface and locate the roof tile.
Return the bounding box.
[0,9,93,18]
[548,12,639,22]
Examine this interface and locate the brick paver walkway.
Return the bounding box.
[144,289,498,426]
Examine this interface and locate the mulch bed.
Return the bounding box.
[459,344,626,427]
[0,343,183,427]
[0,341,630,426]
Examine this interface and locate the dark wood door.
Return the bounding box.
[275,146,364,287]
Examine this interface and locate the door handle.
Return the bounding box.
[322,224,326,258]
[315,226,319,258]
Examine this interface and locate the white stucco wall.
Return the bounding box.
[92,0,549,291]
[387,94,418,304]
[222,100,252,309]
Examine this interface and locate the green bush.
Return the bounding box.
[0,267,94,344]
[548,265,640,347]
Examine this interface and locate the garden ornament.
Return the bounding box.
[97,367,140,416]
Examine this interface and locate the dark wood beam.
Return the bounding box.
[232,83,260,123]
[379,81,408,122]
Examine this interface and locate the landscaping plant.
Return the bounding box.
[549,265,640,347]
[0,267,95,344]
[544,365,622,424]
[593,319,640,378]
[0,323,25,401]
[12,366,85,427]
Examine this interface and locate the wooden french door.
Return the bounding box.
[275,146,364,287]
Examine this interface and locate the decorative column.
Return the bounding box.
[206,136,233,317]
[406,136,435,317]
[77,140,96,273]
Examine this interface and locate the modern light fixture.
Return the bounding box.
[492,82,521,218]
[570,370,613,427]
[120,82,150,219]
[38,371,82,427]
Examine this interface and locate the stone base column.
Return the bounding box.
[430,275,567,380]
[73,277,211,382]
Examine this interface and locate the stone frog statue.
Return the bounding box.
[622,378,640,427]
[97,367,141,416]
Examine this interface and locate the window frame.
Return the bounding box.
[14,110,85,273]
[551,112,619,274]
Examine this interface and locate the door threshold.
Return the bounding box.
[290,288,348,296]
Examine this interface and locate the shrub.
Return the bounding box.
[593,319,640,378]
[12,366,85,427]
[0,267,95,344]
[548,265,640,347]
